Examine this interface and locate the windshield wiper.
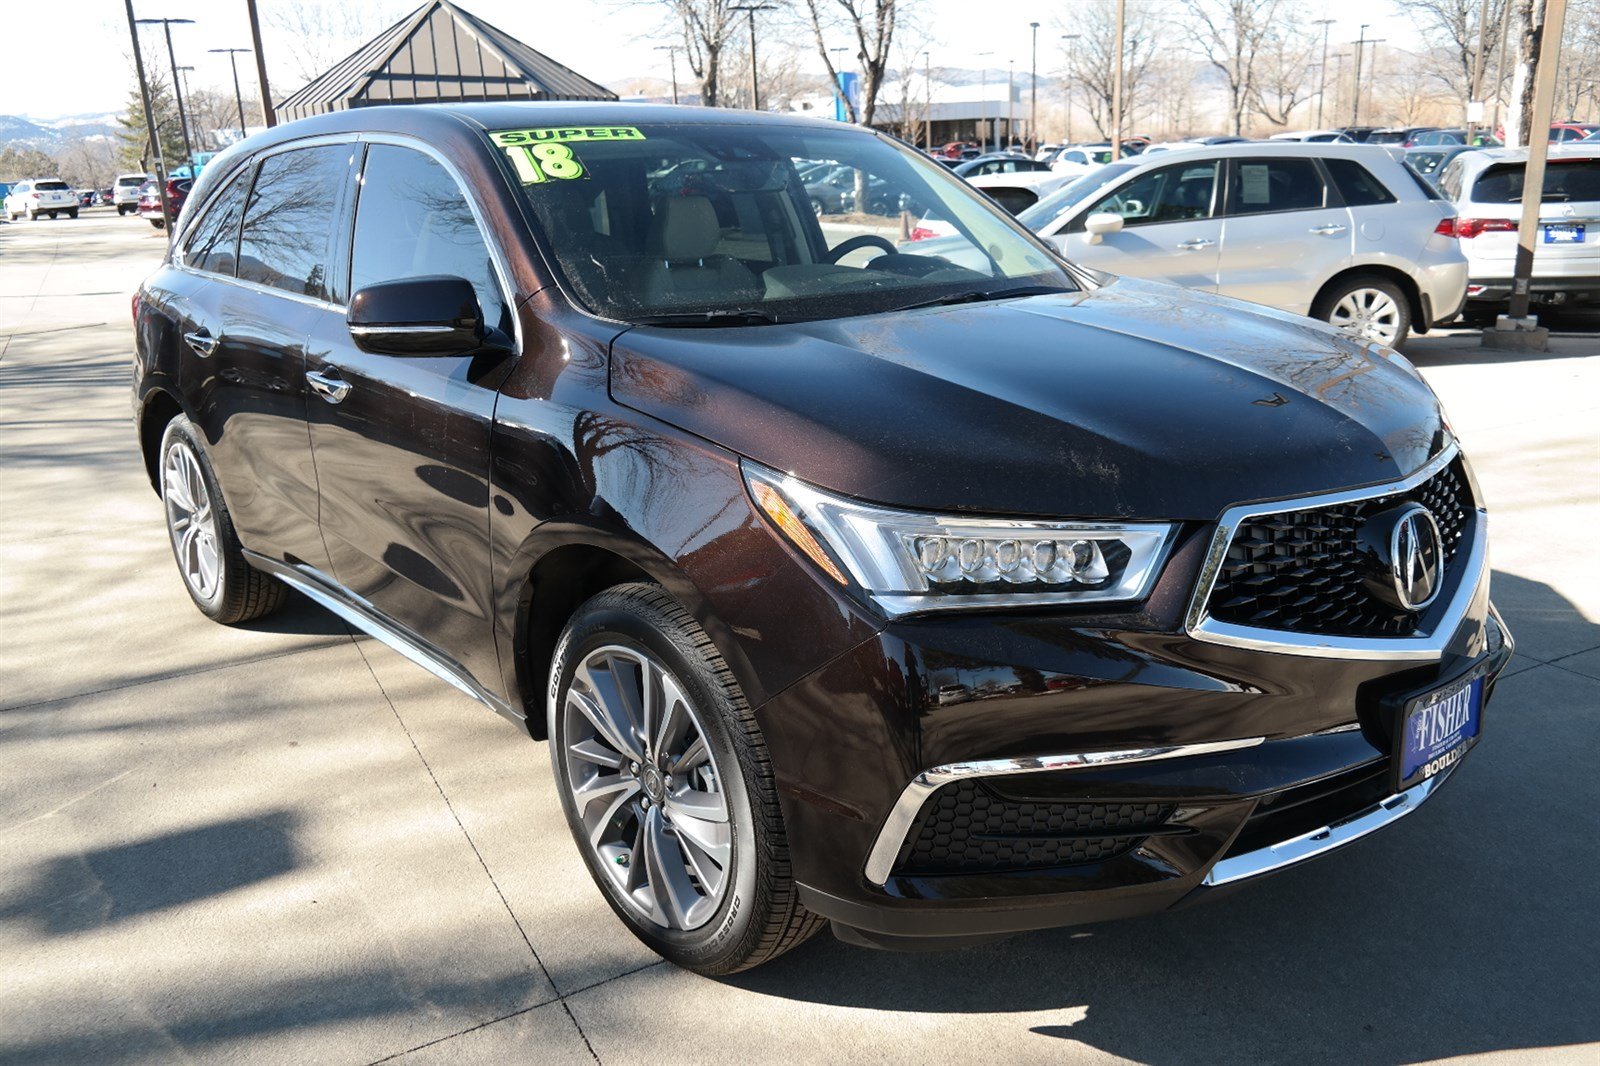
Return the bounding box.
[630,309,782,327]
[884,285,1071,314]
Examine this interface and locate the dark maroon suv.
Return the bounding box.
[131,103,1513,974]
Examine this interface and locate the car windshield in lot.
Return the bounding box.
[495,123,1072,325]
[1471,158,1600,202]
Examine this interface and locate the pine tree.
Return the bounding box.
[117,77,186,174]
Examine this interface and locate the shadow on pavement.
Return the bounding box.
[724,570,1600,1062]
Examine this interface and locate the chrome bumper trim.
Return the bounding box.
[1184,444,1491,661]
[1202,765,1452,887]
[863,737,1265,887]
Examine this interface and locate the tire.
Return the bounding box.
[1313,274,1412,347]
[28,211,38,221]
[548,583,822,975]
[150,218,165,229]
[66,208,78,220]
[47,211,57,219]
[158,416,289,624]
[117,204,129,216]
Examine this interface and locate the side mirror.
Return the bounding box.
[1084,212,1125,244]
[347,275,484,356]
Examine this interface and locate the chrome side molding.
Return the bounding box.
[243,551,521,721]
[1202,765,1452,887]
[863,737,1266,887]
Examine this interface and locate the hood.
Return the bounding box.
[608,276,1449,520]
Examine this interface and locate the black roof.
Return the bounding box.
[276,1,616,123]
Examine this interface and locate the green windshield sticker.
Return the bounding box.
[503,142,587,184]
[490,126,645,146]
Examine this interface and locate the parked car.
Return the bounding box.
[98,188,114,206]
[1410,129,1501,147]
[114,172,152,215]
[0,181,13,205]
[1548,122,1600,142]
[1143,136,1251,154]
[77,189,97,207]
[4,178,79,220]
[1368,127,1439,146]
[1268,129,1354,143]
[1435,144,1600,314]
[963,166,1072,213]
[1048,143,1116,174]
[951,153,1052,178]
[1405,145,1481,190]
[918,143,1467,346]
[138,177,191,228]
[1339,126,1382,143]
[134,103,1511,976]
[802,164,857,215]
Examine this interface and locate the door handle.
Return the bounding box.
[306,368,352,404]
[1177,237,1216,250]
[183,329,219,358]
[1309,223,1348,235]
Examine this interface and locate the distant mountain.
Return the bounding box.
[0,113,122,152]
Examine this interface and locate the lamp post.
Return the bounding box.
[976,50,994,151]
[122,0,172,245]
[924,51,933,151]
[654,45,680,105]
[1467,0,1492,143]
[1029,21,1040,152]
[135,17,195,169]
[1313,19,1335,128]
[175,64,195,156]
[1060,34,1081,146]
[244,0,275,127]
[729,4,776,111]
[1490,0,1513,135]
[1350,25,1385,126]
[1111,0,1125,160]
[209,48,252,142]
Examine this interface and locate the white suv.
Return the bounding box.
[113,173,151,215]
[4,178,78,221]
[915,143,1467,346]
[1435,144,1600,316]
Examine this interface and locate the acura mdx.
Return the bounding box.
[131,104,1513,975]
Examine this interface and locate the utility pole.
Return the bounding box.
[1491,0,1514,134]
[1486,0,1569,350]
[1467,0,1493,142]
[654,45,680,105]
[977,51,994,151]
[1029,21,1040,152]
[123,0,172,245]
[1111,0,1125,159]
[175,65,196,155]
[136,18,195,170]
[244,0,276,127]
[1061,34,1081,145]
[1313,19,1335,128]
[1350,27,1385,126]
[729,4,775,111]
[209,48,252,142]
[1330,52,1349,122]
[925,52,933,151]
[1007,60,1014,150]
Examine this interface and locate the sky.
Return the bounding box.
[2,0,1420,120]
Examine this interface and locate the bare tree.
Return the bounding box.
[264,1,396,86]
[1555,0,1600,117]
[1060,0,1158,139]
[1186,0,1283,135]
[1250,22,1319,127]
[1395,0,1510,106]
[798,0,899,126]
[663,0,737,107]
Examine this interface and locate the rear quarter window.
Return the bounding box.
[1324,158,1398,206]
[36,181,69,191]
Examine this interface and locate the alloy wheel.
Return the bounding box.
[162,441,222,601]
[1329,287,1402,345]
[561,644,731,931]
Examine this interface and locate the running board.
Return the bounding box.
[244,551,522,722]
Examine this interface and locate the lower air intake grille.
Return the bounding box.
[893,780,1171,876]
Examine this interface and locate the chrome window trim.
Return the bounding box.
[170,265,348,314]
[1202,762,1454,886]
[348,324,456,335]
[862,736,1266,886]
[1183,443,1490,662]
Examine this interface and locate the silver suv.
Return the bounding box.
[113,173,152,216]
[970,144,1467,346]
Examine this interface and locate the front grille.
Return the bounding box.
[893,780,1172,876]
[1203,460,1472,637]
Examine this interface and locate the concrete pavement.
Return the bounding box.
[2,211,1598,1064]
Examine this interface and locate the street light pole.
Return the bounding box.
[925,51,933,151]
[1111,0,1125,160]
[1467,0,1492,143]
[209,48,252,142]
[136,18,195,170]
[1060,34,1080,146]
[1490,0,1513,135]
[244,0,276,127]
[1313,19,1334,128]
[729,4,775,111]
[654,45,680,105]
[1351,24,1368,125]
[1029,21,1040,152]
[1007,59,1014,150]
[122,0,172,245]
[175,65,195,152]
[976,51,993,151]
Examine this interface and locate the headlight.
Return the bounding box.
[743,461,1175,616]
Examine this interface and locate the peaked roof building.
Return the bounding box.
[276,0,616,123]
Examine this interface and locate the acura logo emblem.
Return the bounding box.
[1390,504,1444,611]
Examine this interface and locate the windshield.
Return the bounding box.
[493,122,1071,324]
[1473,159,1600,203]
[1016,162,1138,229]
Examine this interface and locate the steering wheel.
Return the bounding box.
[824,234,899,264]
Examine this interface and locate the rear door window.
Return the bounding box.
[236,143,352,301]
[184,167,252,276]
[1324,158,1397,206]
[1225,158,1327,215]
[1472,160,1600,203]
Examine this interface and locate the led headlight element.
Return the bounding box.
[743,462,1175,616]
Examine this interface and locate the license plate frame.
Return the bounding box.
[1393,670,1485,793]
[1543,222,1585,244]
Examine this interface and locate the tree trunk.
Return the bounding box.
[1504,0,1541,146]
